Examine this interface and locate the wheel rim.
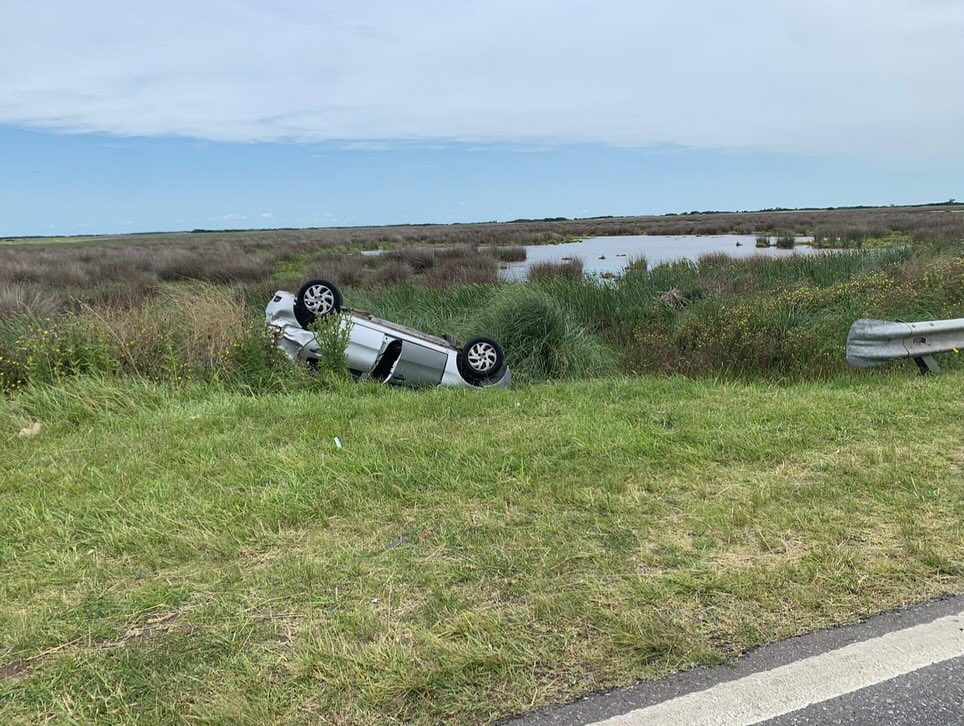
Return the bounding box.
[467,342,498,373]
[303,284,335,315]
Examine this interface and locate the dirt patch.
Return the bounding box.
[252,610,301,645]
[0,660,29,681]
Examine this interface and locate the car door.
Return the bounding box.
[385,340,448,387]
[344,320,391,375]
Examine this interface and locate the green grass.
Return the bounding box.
[1,373,962,723]
[271,253,312,281]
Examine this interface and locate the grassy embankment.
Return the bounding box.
[1,373,962,723]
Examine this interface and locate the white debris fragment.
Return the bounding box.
[18,422,42,438]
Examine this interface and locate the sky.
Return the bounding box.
[1,0,962,236]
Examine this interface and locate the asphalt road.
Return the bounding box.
[762,654,964,725]
[504,594,964,726]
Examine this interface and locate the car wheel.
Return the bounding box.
[458,337,505,384]
[294,279,343,327]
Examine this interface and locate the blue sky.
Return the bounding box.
[2,1,962,236]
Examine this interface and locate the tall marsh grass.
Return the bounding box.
[470,285,616,381]
[2,242,962,391]
[0,285,316,392]
[512,245,962,378]
[528,257,584,281]
[4,203,963,320]
[774,233,796,249]
[311,244,962,382]
[489,245,527,262]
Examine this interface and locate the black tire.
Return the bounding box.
[457,337,506,384]
[294,279,342,328]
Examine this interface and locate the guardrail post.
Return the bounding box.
[913,355,940,375]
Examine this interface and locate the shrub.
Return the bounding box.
[528,257,584,281]
[302,255,366,287]
[425,246,499,286]
[223,320,311,393]
[372,259,415,286]
[77,284,249,382]
[309,312,353,381]
[0,282,65,318]
[489,245,527,262]
[0,284,253,386]
[383,247,437,273]
[1,315,118,389]
[470,285,615,381]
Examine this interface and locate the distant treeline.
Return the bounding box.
[4,200,961,242]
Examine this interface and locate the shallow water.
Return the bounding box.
[500,235,821,280]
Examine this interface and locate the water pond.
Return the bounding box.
[499,235,821,280]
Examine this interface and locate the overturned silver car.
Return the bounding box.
[266,279,511,389]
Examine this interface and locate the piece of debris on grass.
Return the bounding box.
[658,287,690,309]
[18,422,42,438]
[100,612,183,650]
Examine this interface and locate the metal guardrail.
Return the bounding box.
[846,317,964,373]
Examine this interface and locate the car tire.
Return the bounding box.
[294,279,343,327]
[458,337,506,384]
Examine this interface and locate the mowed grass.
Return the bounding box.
[1,374,962,723]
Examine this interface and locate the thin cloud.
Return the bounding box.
[0,0,961,155]
[340,141,394,151]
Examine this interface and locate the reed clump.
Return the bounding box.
[528,257,584,281]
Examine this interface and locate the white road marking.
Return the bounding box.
[592,609,964,726]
